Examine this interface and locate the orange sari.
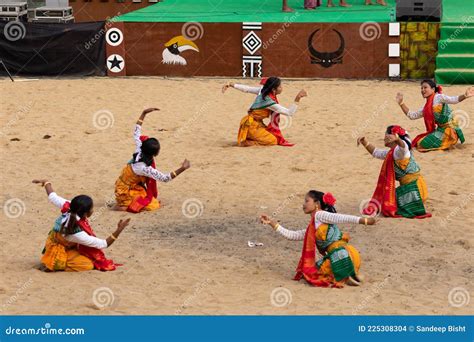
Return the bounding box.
[364,148,431,219]
[294,215,360,288]
[237,88,293,146]
[115,135,160,213]
[41,202,121,272]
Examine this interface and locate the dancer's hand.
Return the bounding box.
[360,217,377,225]
[260,214,278,229]
[295,89,307,102]
[116,218,131,233]
[181,159,191,170]
[142,108,160,115]
[32,179,49,186]
[108,218,131,246]
[366,217,377,225]
[357,137,367,147]
[222,82,234,93]
[396,92,404,104]
[465,87,474,98]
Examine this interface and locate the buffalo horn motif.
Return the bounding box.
[308,29,345,68]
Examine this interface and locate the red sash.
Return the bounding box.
[363,148,399,217]
[61,202,121,271]
[127,135,159,213]
[260,78,294,147]
[363,149,431,219]
[293,215,332,287]
[412,86,443,147]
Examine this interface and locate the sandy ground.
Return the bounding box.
[0,77,472,315]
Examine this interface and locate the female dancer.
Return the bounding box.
[33,179,130,272]
[261,191,375,288]
[357,125,431,219]
[222,77,307,147]
[114,108,191,213]
[396,80,473,152]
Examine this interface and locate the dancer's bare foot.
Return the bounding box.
[365,0,373,4]
[346,276,361,286]
[111,204,127,211]
[327,0,335,7]
[353,274,365,283]
[340,1,351,7]
[376,0,387,5]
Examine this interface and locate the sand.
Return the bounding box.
[0,77,472,315]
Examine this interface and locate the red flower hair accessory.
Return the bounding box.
[322,192,336,206]
[391,125,406,136]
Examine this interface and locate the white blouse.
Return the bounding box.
[407,94,460,119]
[275,211,360,241]
[372,140,411,160]
[233,84,298,116]
[132,124,172,182]
[48,192,108,249]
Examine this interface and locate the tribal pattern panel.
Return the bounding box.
[242,22,262,78]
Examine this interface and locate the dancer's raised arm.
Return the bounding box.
[33,179,67,209]
[315,211,375,225]
[260,214,305,241]
[222,82,261,94]
[357,136,376,155]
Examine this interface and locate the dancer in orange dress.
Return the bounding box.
[261,190,376,288]
[222,77,307,147]
[114,108,191,213]
[33,179,130,272]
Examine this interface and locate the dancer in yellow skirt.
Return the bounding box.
[222,77,307,146]
[33,179,130,272]
[114,108,191,213]
[357,125,430,219]
[261,191,376,288]
[396,80,473,152]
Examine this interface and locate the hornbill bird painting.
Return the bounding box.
[307,29,345,68]
[162,35,200,66]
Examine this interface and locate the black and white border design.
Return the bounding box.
[242,22,263,78]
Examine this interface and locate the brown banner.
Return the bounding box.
[262,23,400,78]
[123,22,242,77]
[115,22,400,79]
